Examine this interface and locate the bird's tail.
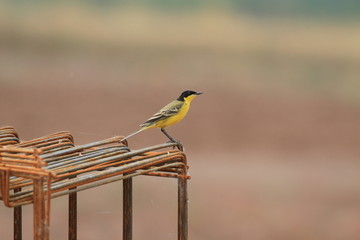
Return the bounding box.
[121,128,145,142]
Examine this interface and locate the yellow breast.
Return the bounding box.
[155,102,189,128]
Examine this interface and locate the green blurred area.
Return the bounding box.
[1,1,360,102]
[2,0,360,19]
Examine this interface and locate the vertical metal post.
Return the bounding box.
[68,192,77,240]
[33,177,49,240]
[14,188,22,240]
[123,177,132,240]
[68,175,77,240]
[178,177,188,240]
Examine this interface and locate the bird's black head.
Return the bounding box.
[177,90,203,101]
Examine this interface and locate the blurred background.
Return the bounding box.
[1,0,360,239]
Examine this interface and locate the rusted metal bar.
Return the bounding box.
[178,172,188,240]
[123,177,132,240]
[14,188,22,240]
[68,176,77,240]
[40,136,124,159]
[142,171,190,179]
[6,151,186,206]
[0,127,19,146]
[14,132,73,149]
[33,177,49,240]
[68,192,77,240]
[38,162,185,202]
[1,126,190,240]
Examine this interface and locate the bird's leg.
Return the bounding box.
[161,128,183,151]
[161,128,176,142]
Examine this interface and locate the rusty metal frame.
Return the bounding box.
[0,127,189,240]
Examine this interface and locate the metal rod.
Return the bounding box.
[68,176,77,240]
[1,127,190,240]
[178,177,188,240]
[40,137,123,159]
[123,176,132,240]
[14,188,22,240]
[33,177,49,240]
[46,163,185,202]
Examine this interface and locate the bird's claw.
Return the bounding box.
[167,139,183,151]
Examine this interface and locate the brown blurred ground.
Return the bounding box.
[1,5,360,240]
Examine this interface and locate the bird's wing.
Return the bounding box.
[140,100,184,128]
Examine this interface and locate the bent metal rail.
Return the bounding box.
[0,126,189,240]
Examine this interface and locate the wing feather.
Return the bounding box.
[140,100,184,128]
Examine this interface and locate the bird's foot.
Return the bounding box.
[167,139,183,151]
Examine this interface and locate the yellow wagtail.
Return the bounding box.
[122,90,203,142]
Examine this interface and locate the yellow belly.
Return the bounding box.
[154,102,189,128]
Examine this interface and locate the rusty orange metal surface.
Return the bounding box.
[0,126,189,240]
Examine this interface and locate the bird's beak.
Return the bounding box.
[196,92,203,95]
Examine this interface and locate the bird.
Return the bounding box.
[121,90,203,143]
